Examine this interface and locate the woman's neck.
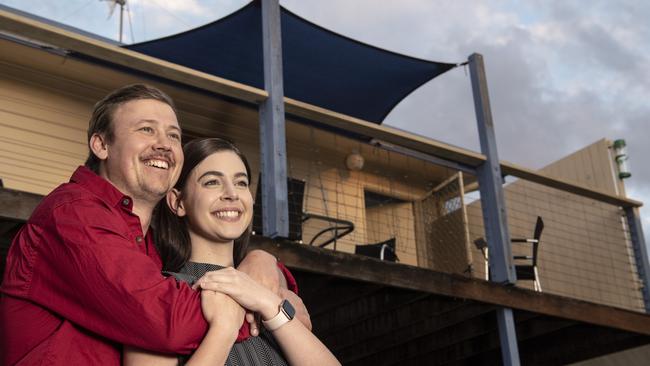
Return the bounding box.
[187,234,235,267]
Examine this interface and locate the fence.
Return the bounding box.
[273,120,646,313]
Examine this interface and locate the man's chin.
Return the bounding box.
[141,185,172,203]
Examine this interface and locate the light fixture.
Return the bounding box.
[345,150,364,171]
[613,139,631,179]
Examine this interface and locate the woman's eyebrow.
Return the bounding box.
[197,171,248,180]
[197,171,224,181]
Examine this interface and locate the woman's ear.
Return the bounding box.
[166,188,186,217]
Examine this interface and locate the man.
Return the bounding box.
[0,84,306,365]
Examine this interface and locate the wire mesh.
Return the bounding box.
[180,108,644,312]
[282,120,473,269]
[466,177,645,312]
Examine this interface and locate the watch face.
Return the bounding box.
[281,299,296,320]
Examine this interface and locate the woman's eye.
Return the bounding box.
[204,179,220,186]
[236,181,249,188]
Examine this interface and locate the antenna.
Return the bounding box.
[101,0,127,42]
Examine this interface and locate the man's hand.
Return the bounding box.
[200,290,245,338]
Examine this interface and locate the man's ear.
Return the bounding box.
[89,133,109,161]
[167,188,186,217]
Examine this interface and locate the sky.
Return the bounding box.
[2,0,649,243]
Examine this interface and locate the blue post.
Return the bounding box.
[625,206,650,312]
[259,0,289,238]
[469,53,520,366]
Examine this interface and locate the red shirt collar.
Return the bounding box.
[70,166,133,211]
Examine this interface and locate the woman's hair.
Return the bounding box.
[153,138,252,272]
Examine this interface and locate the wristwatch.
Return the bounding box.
[262,299,296,331]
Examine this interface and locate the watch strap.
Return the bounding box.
[262,299,295,331]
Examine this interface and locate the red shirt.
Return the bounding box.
[1,166,208,365]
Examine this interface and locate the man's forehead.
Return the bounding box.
[113,99,180,128]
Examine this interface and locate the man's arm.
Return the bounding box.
[5,200,207,354]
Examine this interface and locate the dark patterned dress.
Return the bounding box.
[165,262,289,366]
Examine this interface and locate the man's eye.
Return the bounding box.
[169,133,181,141]
[236,181,249,188]
[139,127,154,133]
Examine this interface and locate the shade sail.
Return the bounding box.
[127,2,457,123]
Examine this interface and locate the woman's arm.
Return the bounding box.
[196,268,341,366]
[123,290,244,366]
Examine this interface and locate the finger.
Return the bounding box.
[246,312,255,324]
[250,321,259,337]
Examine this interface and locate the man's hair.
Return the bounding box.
[84,84,176,173]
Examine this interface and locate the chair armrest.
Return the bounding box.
[513,255,533,260]
[511,238,538,243]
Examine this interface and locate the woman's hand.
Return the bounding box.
[200,288,245,336]
[196,267,282,321]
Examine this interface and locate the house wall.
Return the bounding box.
[0,64,91,194]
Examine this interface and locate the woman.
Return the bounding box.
[124,138,340,366]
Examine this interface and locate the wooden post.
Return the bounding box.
[259,0,289,238]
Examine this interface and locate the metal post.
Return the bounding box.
[469,53,521,366]
[496,308,521,366]
[259,0,289,238]
[468,53,516,284]
[625,206,650,312]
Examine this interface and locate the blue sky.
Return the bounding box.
[2,0,649,245]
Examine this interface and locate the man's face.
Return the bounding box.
[96,99,183,204]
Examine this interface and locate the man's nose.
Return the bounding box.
[153,132,172,151]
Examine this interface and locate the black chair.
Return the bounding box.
[473,216,544,291]
[253,176,354,248]
[253,177,305,241]
[355,238,399,262]
[302,213,354,249]
[512,216,544,291]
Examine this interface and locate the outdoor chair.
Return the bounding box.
[253,176,354,248]
[355,238,399,262]
[253,177,306,241]
[512,216,544,291]
[473,216,544,291]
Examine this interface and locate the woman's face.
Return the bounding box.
[175,150,253,244]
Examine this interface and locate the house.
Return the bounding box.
[1,2,649,365]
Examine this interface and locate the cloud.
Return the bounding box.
[280,0,650,240]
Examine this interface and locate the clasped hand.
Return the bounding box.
[195,267,281,321]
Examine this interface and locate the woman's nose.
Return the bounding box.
[221,182,239,200]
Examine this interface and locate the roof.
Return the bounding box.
[126,1,458,123]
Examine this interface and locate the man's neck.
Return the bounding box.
[131,201,155,234]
